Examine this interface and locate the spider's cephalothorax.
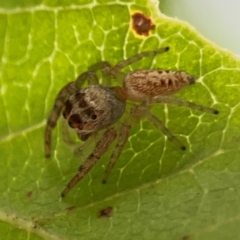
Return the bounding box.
[62,85,126,136]
[44,46,218,197]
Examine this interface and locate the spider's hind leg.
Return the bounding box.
[131,105,186,151]
[153,96,219,115]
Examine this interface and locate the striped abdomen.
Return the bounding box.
[123,70,195,102]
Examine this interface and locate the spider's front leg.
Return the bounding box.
[88,61,112,85]
[111,47,169,73]
[102,120,131,183]
[45,71,100,157]
[61,127,117,197]
[44,82,77,157]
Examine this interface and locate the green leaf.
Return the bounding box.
[1,1,240,240]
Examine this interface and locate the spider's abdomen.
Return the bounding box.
[123,70,195,102]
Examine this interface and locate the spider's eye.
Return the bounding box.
[91,114,97,120]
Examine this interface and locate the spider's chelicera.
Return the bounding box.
[44,47,218,197]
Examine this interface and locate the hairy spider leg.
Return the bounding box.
[45,71,100,157]
[61,72,100,147]
[88,61,111,71]
[153,96,219,114]
[111,47,169,73]
[75,71,99,86]
[88,61,112,85]
[102,121,131,183]
[132,105,186,150]
[45,82,78,157]
[61,127,117,197]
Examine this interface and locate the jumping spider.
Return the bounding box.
[44,47,218,197]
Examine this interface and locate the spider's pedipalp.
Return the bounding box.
[44,82,78,157]
[61,118,76,146]
[153,96,219,115]
[102,121,131,184]
[61,127,117,197]
[61,119,92,156]
[131,105,186,151]
[112,47,169,73]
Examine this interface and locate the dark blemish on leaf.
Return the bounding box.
[181,145,186,151]
[33,222,39,229]
[131,12,155,36]
[32,217,39,229]
[26,191,33,198]
[181,235,191,240]
[65,206,76,211]
[98,206,113,218]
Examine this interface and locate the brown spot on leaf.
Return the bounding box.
[132,12,155,36]
[26,191,33,198]
[98,206,113,218]
[65,206,76,211]
[181,235,191,240]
